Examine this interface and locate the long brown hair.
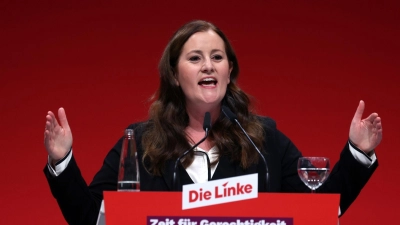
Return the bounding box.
[142,20,265,176]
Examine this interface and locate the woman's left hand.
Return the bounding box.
[349,100,383,153]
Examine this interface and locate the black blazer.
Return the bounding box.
[44,117,377,225]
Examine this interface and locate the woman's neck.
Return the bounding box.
[185,104,220,131]
[185,104,220,150]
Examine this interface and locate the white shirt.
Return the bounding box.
[184,146,219,183]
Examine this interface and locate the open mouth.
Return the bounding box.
[198,77,217,87]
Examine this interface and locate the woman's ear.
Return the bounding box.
[174,74,180,86]
[229,61,233,82]
[172,67,180,86]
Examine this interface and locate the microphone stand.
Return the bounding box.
[172,112,211,190]
[222,105,270,192]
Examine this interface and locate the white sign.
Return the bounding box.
[182,174,258,210]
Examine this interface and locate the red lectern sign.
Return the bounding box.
[103,191,339,225]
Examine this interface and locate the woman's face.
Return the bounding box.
[176,30,232,110]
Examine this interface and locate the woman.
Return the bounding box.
[44,20,382,225]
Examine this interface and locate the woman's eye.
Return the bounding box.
[189,56,200,61]
[212,55,223,60]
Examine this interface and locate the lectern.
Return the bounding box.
[103,191,339,225]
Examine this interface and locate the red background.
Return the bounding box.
[1,1,399,224]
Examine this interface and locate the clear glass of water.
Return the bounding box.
[297,157,330,193]
[118,129,140,191]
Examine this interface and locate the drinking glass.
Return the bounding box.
[297,157,330,193]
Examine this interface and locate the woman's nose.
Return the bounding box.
[201,58,214,74]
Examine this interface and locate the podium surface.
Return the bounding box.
[104,191,339,225]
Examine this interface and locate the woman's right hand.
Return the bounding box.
[44,107,73,165]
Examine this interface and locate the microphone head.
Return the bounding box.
[203,112,212,131]
[221,105,237,122]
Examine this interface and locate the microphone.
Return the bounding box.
[221,105,270,192]
[173,112,212,190]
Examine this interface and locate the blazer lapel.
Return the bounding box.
[212,155,260,182]
[162,159,194,191]
[162,155,260,190]
[211,155,247,180]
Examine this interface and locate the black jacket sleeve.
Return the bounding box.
[43,124,136,225]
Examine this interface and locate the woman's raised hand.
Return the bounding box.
[44,108,73,164]
[349,100,382,153]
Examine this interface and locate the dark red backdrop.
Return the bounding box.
[1,1,399,224]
